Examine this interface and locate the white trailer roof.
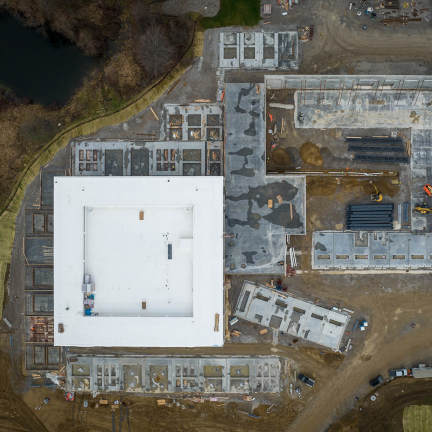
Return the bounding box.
[412,367,432,379]
[54,176,224,347]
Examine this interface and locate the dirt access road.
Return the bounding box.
[258,0,432,75]
[281,272,432,431]
[302,0,432,73]
[330,379,432,431]
[0,350,48,432]
[22,342,344,432]
[18,274,432,432]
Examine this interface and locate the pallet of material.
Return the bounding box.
[348,145,405,153]
[345,136,403,144]
[353,154,409,164]
[346,203,394,231]
[347,204,394,211]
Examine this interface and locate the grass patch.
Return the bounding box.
[0,263,8,314]
[201,0,260,29]
[103,87,125,112]
[403,405,432,432]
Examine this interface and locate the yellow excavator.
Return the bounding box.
[369,182,383,202]
[414,203,432,215]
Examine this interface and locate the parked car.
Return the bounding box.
[389,368,411,378]
[229,316,239,326]
[298,373,315,388]
[352,318,369,332]
[369,375,384,387]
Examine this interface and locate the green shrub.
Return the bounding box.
[201,0,260,29]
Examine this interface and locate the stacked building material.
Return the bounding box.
[346,137,404,145]
[353,154,409,164]
[348,145,405,153]
[383,0,399,9]
[346,137,409,165]
[346,203,394,231]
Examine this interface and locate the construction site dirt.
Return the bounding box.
[4,0,432,431]
[5,268,432,432]
[329,379,432,432]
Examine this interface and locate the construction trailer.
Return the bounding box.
[412,365,432,378]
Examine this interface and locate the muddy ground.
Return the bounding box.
[21,380,300,432]
[329,379,432,432]
[8,269,432,432]
[0,350,50,432]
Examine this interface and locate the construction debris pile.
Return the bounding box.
[298,26,314,42]
[346,203,394,231]
[349,0,431,24]
[278,0,300,12]
[346,136,409,164]
[27,317,54,343]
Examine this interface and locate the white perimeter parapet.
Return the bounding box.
[54,176,224,347]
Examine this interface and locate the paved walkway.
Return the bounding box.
[161,0,220,17]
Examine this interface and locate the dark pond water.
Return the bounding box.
[0,12,98,106]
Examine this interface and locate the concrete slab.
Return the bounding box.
[411,129,432,232]
[25,293,53,315]
[25,345,61,371]
[265,75,432,91]
[264,75,432,129]
[161,103,223,143]
[24,237,53,265]
[131,148,150,176]
[72,140,221,177]
[25,209,53,235]
[105,149,124,176]
[294,90,432,130]
[31,267,53,288]
[224,83,306,274]
[65,354,281,394]
[219,32,298,69]
[41,170,64,207]
[313,231,432,269]
[235,281,351,351]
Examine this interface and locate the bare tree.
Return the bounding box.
[136,20,177,79]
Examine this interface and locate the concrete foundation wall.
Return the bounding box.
[66,355,281,395]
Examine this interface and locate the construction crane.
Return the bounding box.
[369,181,383,202]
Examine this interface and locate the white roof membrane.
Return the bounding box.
[54,176,224,347]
